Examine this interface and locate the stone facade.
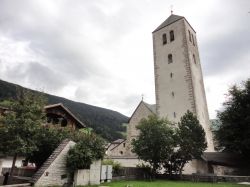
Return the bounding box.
[125,101,156,156]
[106,139,127,157]
[153,15,214,151]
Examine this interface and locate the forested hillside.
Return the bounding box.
[0,79,128,141]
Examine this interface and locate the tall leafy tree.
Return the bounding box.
[0,90,46,176]
[131,115,175,175]
[26,127,70,169]
[216,79,250,159]
[166,111,207,177]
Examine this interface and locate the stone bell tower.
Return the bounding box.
[153,14,214,151]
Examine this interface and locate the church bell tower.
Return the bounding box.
[153,14,214,151]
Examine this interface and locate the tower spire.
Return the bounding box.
[170,5,173,15]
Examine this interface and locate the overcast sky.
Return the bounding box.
[0,0,249,118]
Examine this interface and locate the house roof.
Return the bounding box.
[30,139,71,184]
[45,103,86,128]
[202,152,244,167]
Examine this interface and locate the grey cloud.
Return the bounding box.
[200,1,250,76]
[0,0,109,82]
[6,62,66,91]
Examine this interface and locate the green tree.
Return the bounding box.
[165,111,207,177]
[131,115,175,175]
[66,133,105,173]
[216,79,250,159]
[0,90,46,176]
[26,127,70,169]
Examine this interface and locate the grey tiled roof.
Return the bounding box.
[143,102,156,114]
[153,14,184,32]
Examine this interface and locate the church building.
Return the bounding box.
[107,13,215,173]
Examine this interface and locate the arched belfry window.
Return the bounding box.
[168,54,173,64]
[162,33,167,45]
[170,30,175,42]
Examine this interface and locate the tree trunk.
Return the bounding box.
[179,163,185,180]
[10,153,17,178]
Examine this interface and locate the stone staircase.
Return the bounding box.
[30,139,70,184]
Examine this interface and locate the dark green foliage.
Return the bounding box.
[165,111,207,176]
[0,79,128,141]
[132,115,175,174]
[66,134,105,172]
[26,127,70,168]
[216,79,250,158]
[0,90,46,156]
[0,90,46,176]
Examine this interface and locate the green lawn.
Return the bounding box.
[95,180,244,187]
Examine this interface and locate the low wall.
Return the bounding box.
[112,167,250,183]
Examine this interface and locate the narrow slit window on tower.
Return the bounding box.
[171,91,175,97]
[193,54,196,64]
[170,30,175,42]
[168,54,173,64]
[173,112,176,118]
[162,33,167,45]
[193,35,196,46]
[188,30,192,42]
[170,72,173,78]
[191,34,195,46]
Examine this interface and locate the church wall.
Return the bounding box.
[125,102,154,156]
[106,141,127,157]
[183,159,208,174]
[153,19,194,122]
[183,21,214,151]
[153,17,214,151]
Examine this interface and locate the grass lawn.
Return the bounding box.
[94,180,244,187]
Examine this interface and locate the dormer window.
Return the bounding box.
[170,30,175,42]
[168,54,173,64]
[162,33,167,45]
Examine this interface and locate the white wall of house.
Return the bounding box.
[0,156,24,175]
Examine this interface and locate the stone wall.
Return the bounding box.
[153,16,214,151]
[34,141,76,186]
[125,101,154,156]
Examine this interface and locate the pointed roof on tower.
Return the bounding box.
[153,14,184,33]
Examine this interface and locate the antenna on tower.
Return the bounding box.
[141,94,144,101]
[170,5,173,15]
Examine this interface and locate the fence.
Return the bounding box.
[2,168,36,177]
[112,167,250,183]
